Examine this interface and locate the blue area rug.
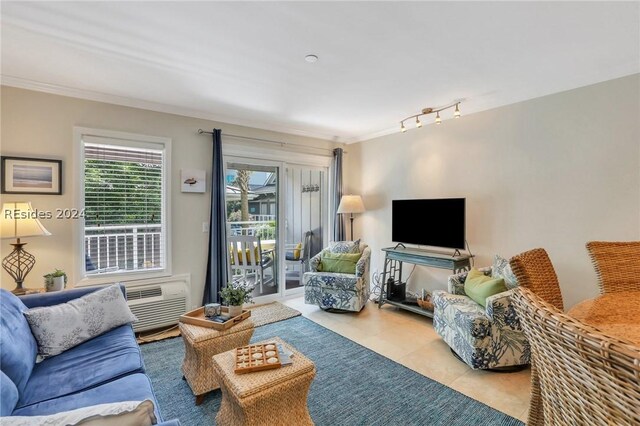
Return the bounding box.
[141,316,523,426]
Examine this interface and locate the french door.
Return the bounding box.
[224,155,329,302]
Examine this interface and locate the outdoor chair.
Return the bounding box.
[227,235,275,293]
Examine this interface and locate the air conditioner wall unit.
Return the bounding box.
[125,276,190,332]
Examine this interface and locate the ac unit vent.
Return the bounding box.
[127,287,162,300]
[125,281,189,332]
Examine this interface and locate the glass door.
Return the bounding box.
[284,165,328,294]
[225,161,280,299]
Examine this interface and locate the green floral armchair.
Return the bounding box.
[432,261,530,370]
[303,241,371,312]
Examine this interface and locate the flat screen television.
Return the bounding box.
[392,198,465,249]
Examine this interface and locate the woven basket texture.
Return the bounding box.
[586,241,640,294]
[512,287,640,426]
[509,248,564,311]
[180,319,255,396]
[212,336,316,426]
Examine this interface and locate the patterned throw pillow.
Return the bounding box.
[328,239,361,254]
[492,254,519,290]
[24,285,137,358]
[2,400,156,426]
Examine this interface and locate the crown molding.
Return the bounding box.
[1,75,350,144]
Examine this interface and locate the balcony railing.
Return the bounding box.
[85,224,163,273]
[227,220,276,241]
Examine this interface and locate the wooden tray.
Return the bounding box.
[234,342,282,374]
[179,306,251,330]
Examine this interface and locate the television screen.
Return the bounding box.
[392,198,465,249]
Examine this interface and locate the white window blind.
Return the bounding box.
[83,139,166,275]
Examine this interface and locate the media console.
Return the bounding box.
[377,246,473,318]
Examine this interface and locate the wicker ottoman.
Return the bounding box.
[212,337,316,426]
[180,318,254,405]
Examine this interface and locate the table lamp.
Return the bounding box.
[1,202,51,295]
[337,195,365,241]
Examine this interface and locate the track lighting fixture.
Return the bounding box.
[398,101,463,133]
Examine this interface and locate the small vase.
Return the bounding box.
[228,304,243,317]
[52,276,65,291]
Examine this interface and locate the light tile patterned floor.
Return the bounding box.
[282,297,530,423]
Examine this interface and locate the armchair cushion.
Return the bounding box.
[463,268,507,307]
[328,240,360,254]
[492,255,519,289]
[447,267,492,295]
[319,252,361,274]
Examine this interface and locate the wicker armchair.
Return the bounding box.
[509,248,564,311]
[586,241,640,294]
[512,287,640,426]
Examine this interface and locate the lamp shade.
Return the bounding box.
[1,202,51,239]
[337,195,365,214]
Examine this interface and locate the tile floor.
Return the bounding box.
[282,296,531,422]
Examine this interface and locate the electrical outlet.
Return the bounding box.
[202,222,209,233]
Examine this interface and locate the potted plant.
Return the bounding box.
[219,281,254,317]
[44,269,67,292]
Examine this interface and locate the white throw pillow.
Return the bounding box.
[2,400,156,426]
[24,285,137,358]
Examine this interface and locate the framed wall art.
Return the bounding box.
[1,156,62,195]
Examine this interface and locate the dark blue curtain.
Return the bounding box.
[202,129,228,304]
[332,148,345,241]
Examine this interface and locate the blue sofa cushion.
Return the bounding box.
[0,370,19,416]
[12,373,163,421]
[17,324,144,408]
[0,290,38,395]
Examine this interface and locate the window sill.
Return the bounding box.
[75,270,172,288]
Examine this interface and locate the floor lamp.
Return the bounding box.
[1,202,51,295]
[337,195,365,241]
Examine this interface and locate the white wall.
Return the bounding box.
[345,74,640,308]
[0,86,340,306]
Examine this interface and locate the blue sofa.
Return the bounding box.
[0,286,180,425]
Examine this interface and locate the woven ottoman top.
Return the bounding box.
[212,336,315,399]
[180,317,255,344]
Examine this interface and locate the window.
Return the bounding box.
[81,132,169,277]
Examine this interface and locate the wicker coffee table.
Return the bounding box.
[212,337,316,426]
[180,318,255,405]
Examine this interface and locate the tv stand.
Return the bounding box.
[378,246,473,318]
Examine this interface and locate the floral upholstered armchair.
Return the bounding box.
[303,241,371,312]
[432,256,530,370]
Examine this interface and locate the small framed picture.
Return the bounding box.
[181,169,206,193]
[1,156,62,195]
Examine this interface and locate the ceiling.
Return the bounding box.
[2,2,638,143]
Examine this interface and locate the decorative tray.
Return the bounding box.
[234,342,282,374]
[179,306,251,330]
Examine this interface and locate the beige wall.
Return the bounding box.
[345,74,640,308]
[0,86,340,306]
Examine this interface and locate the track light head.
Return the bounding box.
[400,122,407,133]
[415,117,422,128]
[454,103,461,118]
[435,112,442,124]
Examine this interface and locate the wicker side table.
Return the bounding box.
[180,318,255,405]
[212,337,316,426]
